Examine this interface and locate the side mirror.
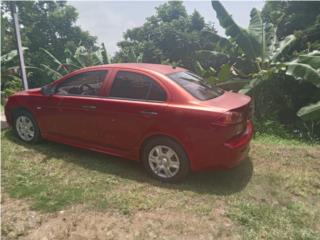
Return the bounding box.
[41,85,55,96]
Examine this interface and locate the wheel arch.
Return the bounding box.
[11,106,33,119]
[11,106,42,143]
[139,133,191,162]
[10,106,40,133]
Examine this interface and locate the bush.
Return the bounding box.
[251,73,320,141]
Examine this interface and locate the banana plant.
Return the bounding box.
[210,1,298,69]
[297,100,320,140]
[1,49,26,81]
[1,49,26,96]
[196,1,297,84]
[297,101,320,121]
[121,47,144,63]
[210,0,320,123]
[286,51,320,121]
[41,43,111,81]
[1,48,39,97]
[285,51,320,88]
[211,1,261,62]
[194,61,218,84]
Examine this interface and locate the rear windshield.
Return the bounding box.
[167,71,224,100]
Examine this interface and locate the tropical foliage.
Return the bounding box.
[1,1,98,87]
[41,43,110,81]
[207,1,320,139]
[1,49,23,97]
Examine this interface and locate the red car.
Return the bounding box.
[5,64,253,182]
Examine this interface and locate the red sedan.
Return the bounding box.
[5,64,253,182]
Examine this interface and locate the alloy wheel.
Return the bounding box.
[148,145,180,178]
[15,115,35,142]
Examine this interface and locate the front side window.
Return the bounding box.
[55,70,107,97]
[167,71,224,101]
[109,71,166,101]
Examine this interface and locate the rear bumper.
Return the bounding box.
[191,120,253,171]
[219,120,253,168]
[224,120,253,150]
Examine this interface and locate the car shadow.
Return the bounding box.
[3,130,253,196]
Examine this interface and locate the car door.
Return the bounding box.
[41,70,109,144]
[95,70,169,153]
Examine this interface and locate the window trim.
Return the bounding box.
[107,96,167,103]
[53,70,108,98]
[106,69,168,103]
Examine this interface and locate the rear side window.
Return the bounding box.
[56,70,107,97]
[109,71,166,101]
[167,71,224,100]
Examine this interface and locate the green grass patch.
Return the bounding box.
[254,119,320,145]
[229,201,319,239]
[2,129,320,238]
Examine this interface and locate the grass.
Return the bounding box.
[2,129,320,239]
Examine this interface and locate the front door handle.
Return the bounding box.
[140,111,158,116]
[81,105,96,110]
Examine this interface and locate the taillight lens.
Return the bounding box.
[214,111,244,125]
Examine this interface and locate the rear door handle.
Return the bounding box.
[81,105,96,110]
[140,111,158,116]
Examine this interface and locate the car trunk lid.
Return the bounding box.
[203,91,251,112]
[204,91,252,137]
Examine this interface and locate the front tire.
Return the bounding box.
[13,110,41,143]
[142,137,190,182]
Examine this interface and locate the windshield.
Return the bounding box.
[167,71,224,100]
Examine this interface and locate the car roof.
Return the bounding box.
[83,63,186,75]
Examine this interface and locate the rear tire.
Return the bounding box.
[142,137,190,183]
[13,110,42,143]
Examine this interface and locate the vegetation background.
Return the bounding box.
[1,1,320,141]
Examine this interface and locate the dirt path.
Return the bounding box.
[2,194,238,240]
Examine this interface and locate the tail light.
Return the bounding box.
[214,111,244,126]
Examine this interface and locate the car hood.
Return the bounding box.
[13,88,42,96]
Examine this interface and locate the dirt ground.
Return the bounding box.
[1,193,238,240]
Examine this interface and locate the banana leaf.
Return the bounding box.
[201,30,234,51]
[297,101,320,121]
[294,51,320,70]
[218,64,231,82]
[196,50,230,60]
[271,35,296,62]
[285,62,320,88]
[264,23,278,60]
[211,1,260,60]
[248,8,264,59]
[1,48,27,66]
[40,64,63,79]
[194,61,205,76]
[41,48,64,68]
[195,50,229,69]
[285,51,320,83]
